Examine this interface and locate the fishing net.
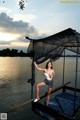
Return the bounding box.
[26,28,80,64]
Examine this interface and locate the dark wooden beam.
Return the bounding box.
[64,86,80,92]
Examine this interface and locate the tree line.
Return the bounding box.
[0,48,29,57]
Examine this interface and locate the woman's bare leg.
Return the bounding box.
[36,82,46,99]
[46,87,52,106]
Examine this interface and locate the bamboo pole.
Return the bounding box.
[31,41,35,98]
[63,48,65,86]
[74,35,79,114]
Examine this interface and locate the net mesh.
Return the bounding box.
[27,28,80,64]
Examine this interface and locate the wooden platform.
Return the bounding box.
[32,85,80,120]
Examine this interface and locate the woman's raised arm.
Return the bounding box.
[34,62,46,71]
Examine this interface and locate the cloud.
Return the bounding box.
[0,12,49,47]
[0,12,39,46]
[0,7,11,13]
[0,12,38,36]
[0,40,11,45]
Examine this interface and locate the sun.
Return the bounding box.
[0,32,20,41]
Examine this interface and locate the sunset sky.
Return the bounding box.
[0,0,80,52]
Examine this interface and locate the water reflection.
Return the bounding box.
[0,57,31,85]
[0,57,80,119]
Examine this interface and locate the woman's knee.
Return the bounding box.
[36,82,45,88]
[36,83,40,88]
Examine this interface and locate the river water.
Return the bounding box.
[0,57,80,120]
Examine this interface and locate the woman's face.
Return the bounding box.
[48,62,52,68]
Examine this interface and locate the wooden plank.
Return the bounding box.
[64,86,80,92]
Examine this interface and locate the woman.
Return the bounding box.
[34,60,55,106]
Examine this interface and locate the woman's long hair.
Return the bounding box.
[45,61,53,69]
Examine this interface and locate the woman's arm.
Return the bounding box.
[34,62,46,71]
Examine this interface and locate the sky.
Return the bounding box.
[0,0,80,52]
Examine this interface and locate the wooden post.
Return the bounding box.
[74,36,79,114]
[31,41,35,99]
[31,60,35,98]
[62,48,65,92]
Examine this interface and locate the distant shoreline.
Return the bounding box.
[0,48,30,57]
[0,48,80,57]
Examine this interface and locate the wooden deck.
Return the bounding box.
[32,82,80,120]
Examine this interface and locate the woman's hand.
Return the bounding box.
[34,62,37,68]
[34,61,45,71]
[34,61,36,65]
